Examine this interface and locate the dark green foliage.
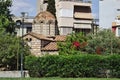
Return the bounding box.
[86,29,120,54]
[25,56,39,77]
[0,0,12,17]
[0,31,30,70]
[25,55,59,77]
[0,0,30,71]
[107,55,120,78]
[58,32,88,55]
[47,0,56,17]
[25,54,120,78]
[58,30,120,55]
[0,0,15,33]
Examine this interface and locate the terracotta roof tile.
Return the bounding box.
[54,35,66,41]
[24,32,54,41]
[41,42,58,51]
[112,22,117,26]
[34,11,55,23]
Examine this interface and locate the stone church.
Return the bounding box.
[23,11,66,56]
[33,11,57,36]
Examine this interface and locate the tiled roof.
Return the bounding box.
[34,11,55,23]
[74,12,93,19]
[41,42,58,51]
[41,35,66,51]
[24,32,54,41]
[54,35,66,41]
[112,22,117,26]
[23,33,66,51]
[112,22,120,27]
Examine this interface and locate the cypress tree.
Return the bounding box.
[47,0,56,17]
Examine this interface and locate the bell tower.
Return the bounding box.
[37,0,48,14]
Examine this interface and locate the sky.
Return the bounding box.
[11,0,99,19]
[11,0,37,16]
[92,0,99,19]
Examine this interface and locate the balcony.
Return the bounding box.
[74,12,93,19]
[59,0,91,3]
[74,23,91,29]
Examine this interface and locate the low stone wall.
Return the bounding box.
[0,71,29,78]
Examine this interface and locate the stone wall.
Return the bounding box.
[41,51,59,55]
[33,23,55,36]
[23,35,41,56]
[0,71,29,78]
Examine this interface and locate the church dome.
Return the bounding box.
[34,11,55,24]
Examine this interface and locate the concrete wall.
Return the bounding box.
[99,0,120,28]
[41,51,59,55]
[55,1,92,35]
[14,17,33,37]
[0,71,29,78]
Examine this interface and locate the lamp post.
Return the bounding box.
[16,12,28,77]
[16,20,21,70]
[21,12,28,77]
[91,19,99,35]
[91,19,94,34]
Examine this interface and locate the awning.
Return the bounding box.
[74,12,93,19]
[74,23,92,29]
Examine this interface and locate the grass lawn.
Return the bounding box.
[0,78,119,80]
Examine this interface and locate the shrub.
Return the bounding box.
[107,55,120,78]
[25,54,120,78]
[25,56,39,77]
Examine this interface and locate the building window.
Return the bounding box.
[25,38,32,42]
[62,27,73,35]
[59,9,73,17]
[74,6,91,13]
[27,27,32,33]
[43,0,48,3]
[25,38,28,41]
[117,9,120,11]
[118,28,120,36]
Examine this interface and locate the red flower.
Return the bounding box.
[73,41,80,48]
[96,47,101,55]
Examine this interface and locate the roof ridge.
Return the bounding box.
[24,32,54,41]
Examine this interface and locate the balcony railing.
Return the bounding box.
[74,12,93,19]
[59,0,91,3]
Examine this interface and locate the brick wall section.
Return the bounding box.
[33,23,55,36]
[23,35,42,56]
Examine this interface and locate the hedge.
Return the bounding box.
[25,54,120,78]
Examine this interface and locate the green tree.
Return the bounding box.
[0,0,14,33]
[0,0,30,70]
[58,32,88,55]
[86,29,120,55]
[58,29,120,55]
[47,0,56,17]
[0,30,30,70]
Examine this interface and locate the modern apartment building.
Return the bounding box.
[99,0,120,28]
[13,16,34,36]
[37,0,92,14]
[37,0,93,35]
[112,15,120,37]
[55,0,93,35]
